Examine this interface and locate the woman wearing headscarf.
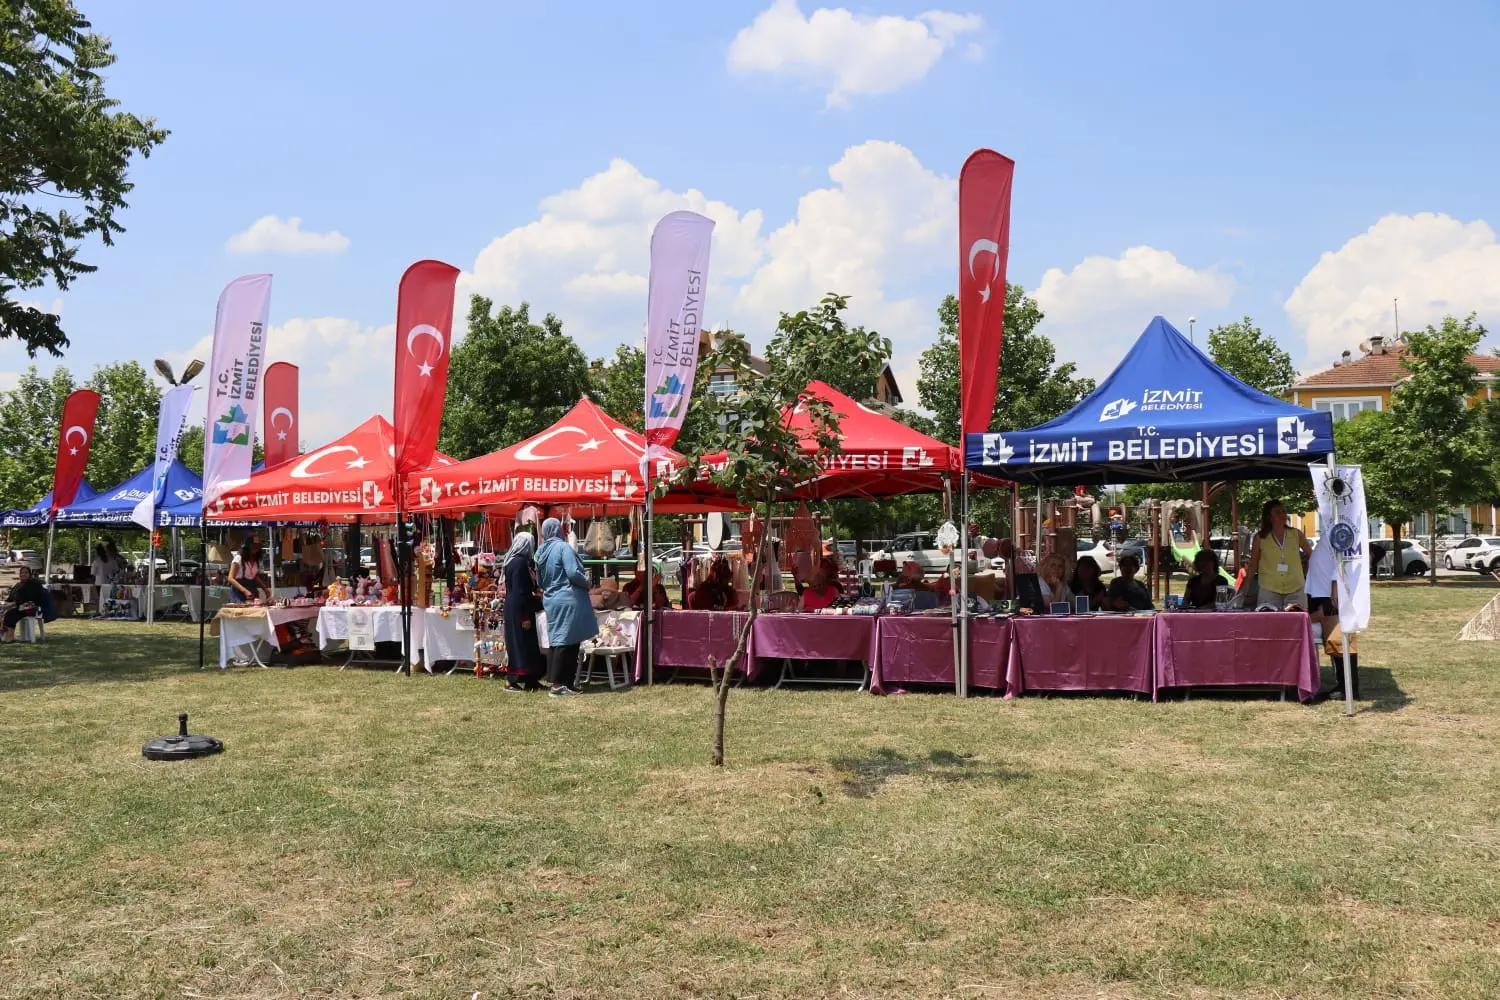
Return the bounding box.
[501,531,546,692]
[534,518,598,697]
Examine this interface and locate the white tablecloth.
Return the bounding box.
[218,606,322,668]
[421,606,476,668]
[316,605,425,654]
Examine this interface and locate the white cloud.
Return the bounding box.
[1031,246,1238,377]
[463,140,955,370]
[727,0,984,108]
[165,317,394,449]
[226,215,350,255]
[1285,212,1500,366]
[183,141,958,449]
[17,297,64,316]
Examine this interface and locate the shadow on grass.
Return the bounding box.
[0,621,210,692]
[1358,666,1411,713]
[830,747,1030,798]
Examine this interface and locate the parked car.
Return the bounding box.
[870,531,978,574]
[7,549,43,570]
[1443,536,1491,570]
[1369,539,1430,577]
[1075,537,1116,574]
[1460,537,1500,573]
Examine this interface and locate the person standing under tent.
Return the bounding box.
[90,544,116,586]
[535,517,596,697]
[227,537,270,603]
[500,532,546,692]
[1246,500,1311,610]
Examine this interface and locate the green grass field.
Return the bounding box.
[3,584,1499,999]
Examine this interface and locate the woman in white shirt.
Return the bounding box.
[89,544,116,586]
[1038,553,1074,611]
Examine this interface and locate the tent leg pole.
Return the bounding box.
[1035,486,1044,558]
[44,520,55,587]
[146,534,156,625]
[198,531,207,669]
[644,488,654,687]
[398,509,412,676]
[958,472,969,698]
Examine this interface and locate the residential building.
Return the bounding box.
[1287,334,1500,538]
[700,330,904,407]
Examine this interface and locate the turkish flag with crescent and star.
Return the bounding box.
[263,362,299,469]
[392,259,460,478]
[51,389,102,514]
[958,149,1015,438]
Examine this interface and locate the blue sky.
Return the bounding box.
[11,0,1500,443]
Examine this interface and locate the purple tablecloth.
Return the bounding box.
[1007,615,1156,697]
[752,614,877,674]
[872,616,1010,694]
[640,609,750,681]
[1154,611,1321,703]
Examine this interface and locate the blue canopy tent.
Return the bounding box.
[1,480,98,528]
[965,316,1334,485]
[56,460,203,526]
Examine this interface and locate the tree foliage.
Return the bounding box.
[1206,317,1298,397]
[591,341,719,454]
[1,1,168,354]
[0,364,76,508]
[917,286,1091,445]
[1385,315,1493,575]
[438,297,593,459]
[916,287,1093,535]
[766,293,892,401]
[83,361,160,491]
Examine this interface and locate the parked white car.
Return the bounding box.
[1370,539,1430,577]
[1443,536,1493,570]
[1460,537,1500,573]
[871,531,978,574]
[1075,537,1116,574]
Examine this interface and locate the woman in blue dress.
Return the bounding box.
[534,518,599,697]
[500,532,545,691]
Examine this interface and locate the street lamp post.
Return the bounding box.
[1188,316,1197,344]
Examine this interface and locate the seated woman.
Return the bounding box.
[1105,553,1154,611]
[623,565,671,610]
[896,560,931,591]
[1070,556,1107,609]
[2,566,47,642]
[687,558,736,610]
[798,564,841,611]
[1182,549,1222,609]
[1037,553,1073,610]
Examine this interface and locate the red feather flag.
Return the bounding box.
[392,260,460,478]
[958,149,1015,437]
[262,362,299,468]
[51,389,101,513]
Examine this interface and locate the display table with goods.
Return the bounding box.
[317,603,427,670]
[872,614,1010,694]
[1005,613,1157,698]
[641,609,751,683]
[421,603,477,673]
[1153,610,1321,703]
[215,600,323,669]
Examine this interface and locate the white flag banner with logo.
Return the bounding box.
[1308,461,1371,633]
[203,274,272,504]
[131,383,195,530]
[644,211,714,455]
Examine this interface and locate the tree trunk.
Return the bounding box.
[1428,510,1438,585]
[712,497,775,767]
[1391,521,1402,580]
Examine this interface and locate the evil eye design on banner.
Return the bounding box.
[1329,520,1360,558]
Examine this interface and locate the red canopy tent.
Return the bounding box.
[404,397,739,515]
[725,380,995,500]
[204,415,457,522]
